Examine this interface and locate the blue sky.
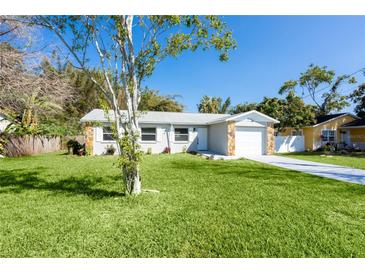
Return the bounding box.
[141,16,365,112]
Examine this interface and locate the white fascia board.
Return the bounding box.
[225,110,280,124]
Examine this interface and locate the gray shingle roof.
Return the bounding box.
[80,109,231,125]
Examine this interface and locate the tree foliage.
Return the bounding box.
[230,92,315,132]
[350,83,365,119]
[197,95,231,114]
[0,42,74,135]
[17,15,236,195]
[229,102,258,114]
[279,64,355,115]
[138,87,184,112]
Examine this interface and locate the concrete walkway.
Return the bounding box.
[244,155,365,185]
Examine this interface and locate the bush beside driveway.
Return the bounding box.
[1,152,365,257]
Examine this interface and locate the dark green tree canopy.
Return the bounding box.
[230,91,315,132]
[197,95,231,114]
[229,102,258,114]
[138,87,184,112]
[350,83,365,119]
[279,64,355,115]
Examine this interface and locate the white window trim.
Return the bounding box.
[321,129,336,143]
[174,128,189,143]
[102,126,114,142]
[141,127,157,142]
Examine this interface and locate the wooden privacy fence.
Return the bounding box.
[4,135,61,157]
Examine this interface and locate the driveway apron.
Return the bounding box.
[244,155,365,185]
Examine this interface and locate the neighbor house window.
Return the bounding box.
[291,129,303,136]
[103,126,114,141]
[322,130,335,142]
[174,128,189,142]
[141,127,156,141]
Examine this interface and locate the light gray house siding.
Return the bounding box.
[208,122,228,155]
[80,109,280,156]
[91,122,206,155]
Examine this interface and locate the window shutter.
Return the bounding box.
[96,127,103,142]
[188,128,194,141]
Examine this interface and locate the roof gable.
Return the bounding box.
[224,110,280,124]
[312,113,358,127]
[341,118,365,128]
[316,113,347,124]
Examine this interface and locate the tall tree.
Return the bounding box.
[349,83,365,119]
[0,42,74,133]
[138,87,183,112]
[197,95,231,114]
[20,15,236,195]
[229,102,258,114]
[279,64,355,115]
[231,92,315,132]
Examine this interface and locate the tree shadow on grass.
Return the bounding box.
[0,168,124,199]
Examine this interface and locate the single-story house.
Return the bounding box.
[279,113,365,150]
[80,109,279,156]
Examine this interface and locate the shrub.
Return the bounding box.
[66,139,85,156]
[105,145,116,155]
[146,147,152,155]
[182,145,187,153]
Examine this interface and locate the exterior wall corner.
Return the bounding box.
[227,121,236,156]
[266,122,275,155]
[85,123,94,155]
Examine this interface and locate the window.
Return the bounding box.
[141,127,156,141]
[103,126,114,141]
[291,129,303,136]
[322,130,335,143]
[174,128,189,142]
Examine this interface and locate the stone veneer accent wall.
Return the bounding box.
[227,121,236,156]
[85,123,94,155]
[266,122,275,155]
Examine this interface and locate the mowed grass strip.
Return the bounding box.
[0,152,365,257]
[281,151,365,170]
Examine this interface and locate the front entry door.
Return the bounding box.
[341,129,350,147]
[197,128,208,150]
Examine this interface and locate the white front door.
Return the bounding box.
[341,129,350,146]
[235,127,265,156]
[197,128,208,150]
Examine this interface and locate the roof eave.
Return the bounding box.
[225,110,280,124]
[340,125,365,129]
[312,113,359,127]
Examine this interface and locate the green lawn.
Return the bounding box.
[1,152,365,257]
[280,152,365,170]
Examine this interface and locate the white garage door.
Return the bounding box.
[235,127,265,156]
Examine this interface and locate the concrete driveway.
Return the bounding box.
[245,155,365,185]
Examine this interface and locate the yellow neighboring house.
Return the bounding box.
[279,113,365,151]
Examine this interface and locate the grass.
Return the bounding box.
[1,152,365,257]
[280,151,365,170]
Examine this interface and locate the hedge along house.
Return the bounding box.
[279,113,361,151]
[80,109,279,156]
